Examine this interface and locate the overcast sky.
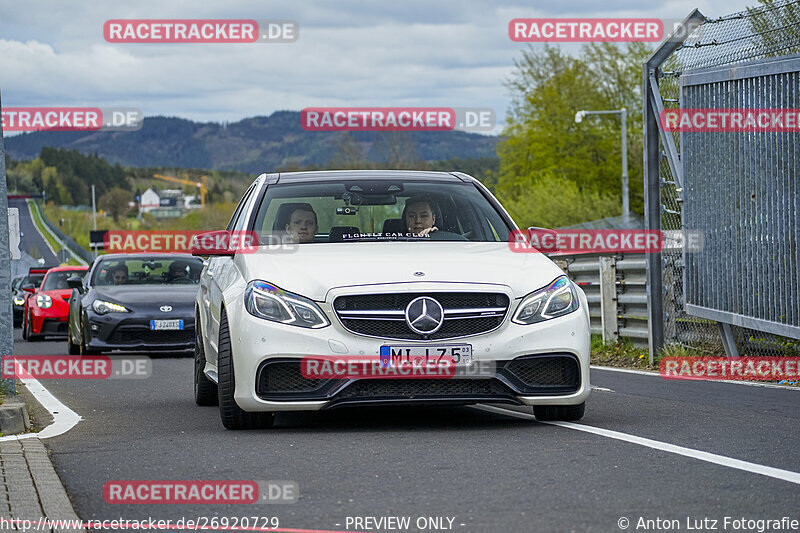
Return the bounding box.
[0,0,757,131]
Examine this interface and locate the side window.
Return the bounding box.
[226,185,256,231]
[234,186,258,231]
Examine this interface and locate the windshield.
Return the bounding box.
[251,179,511,244]
[92,256,204,286]
[20,274,44,289]
[41,270,86,291]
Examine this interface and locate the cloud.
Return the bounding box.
[0,0,757,127]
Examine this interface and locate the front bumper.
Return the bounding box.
[223,294,591,412]
[30,307,70,336]
[87,313,195,352]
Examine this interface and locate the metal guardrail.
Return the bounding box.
[31,200,94,264]
[551,253,648,346]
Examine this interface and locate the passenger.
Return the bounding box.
[403,196,439,236]
[284,205,318,243]
[167,261,190,282]
[111,265,129,286]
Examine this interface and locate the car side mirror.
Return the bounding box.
[191,230,257,256]
[526,226,562,251]
[22,283,36,293]
[67,276,84,291]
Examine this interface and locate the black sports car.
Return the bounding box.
[12,268,49,327]
[67,253,204,355]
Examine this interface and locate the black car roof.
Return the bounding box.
[273,170,471,184]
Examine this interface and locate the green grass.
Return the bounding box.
[43,202,239,254]
[591,335,658,370]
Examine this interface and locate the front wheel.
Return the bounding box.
[194,315,218,406]
[217,310,274,430]
[79,319,101,355]
[533,403,585,422]
[25,313,41,342]
[67,323,80,354]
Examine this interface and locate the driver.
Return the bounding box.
[285,205,318,243]
[111,265,128,285]
[403,196,439,236]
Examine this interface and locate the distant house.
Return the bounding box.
[139,188,161,213]
[139,188,187,218]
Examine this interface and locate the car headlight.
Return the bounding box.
[512,275,579,325]
[36,294,53,309]
[13,297,25,306]
[245,280,329,329]
[92,300,130,314]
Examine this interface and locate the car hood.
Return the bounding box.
[240,241,564,301]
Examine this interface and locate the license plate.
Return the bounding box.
[379,344,473,368]
[150,319,184,331]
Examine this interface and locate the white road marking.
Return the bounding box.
[0,363,82,442]
[591,385,614,393]
[473,404,800,486]
[592,365,800,391]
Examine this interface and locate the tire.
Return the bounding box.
[217,310,274,430]
[79,319,101,356]
[533,402,586,422]
[194,314,218,406]
[67,324,80,355]
[21,313,28,340]
[25,312,41,342]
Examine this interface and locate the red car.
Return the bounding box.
[23,265,89,341]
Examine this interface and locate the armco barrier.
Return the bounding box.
[550,252,648,347]
[32,200,94,264]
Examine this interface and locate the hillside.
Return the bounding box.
[5,111,499,173]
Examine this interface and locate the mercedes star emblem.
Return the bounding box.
[405,296,444,335]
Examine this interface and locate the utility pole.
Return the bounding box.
[0,90,15,396]
[92,184,97,258]
[621,108,629,219]
[575,108,630,219]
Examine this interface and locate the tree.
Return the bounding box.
[99,188,131,222]
[497,43,650,228]
[329,133,367,169]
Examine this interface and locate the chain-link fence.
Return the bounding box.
[644,0,800,360]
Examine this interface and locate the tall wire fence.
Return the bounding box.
[648,0,800,357]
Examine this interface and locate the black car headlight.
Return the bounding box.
[92,300,130,315]
[512,275,580,325]
[244,280,329,329]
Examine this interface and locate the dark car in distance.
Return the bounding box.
[12,268,49,327]
[67,253,204,355]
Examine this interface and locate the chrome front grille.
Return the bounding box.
[333,292,509,340]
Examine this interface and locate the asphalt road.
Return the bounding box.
[9,197,59,265]
[12,330,800,533]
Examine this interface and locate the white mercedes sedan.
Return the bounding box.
[193,170,590,429]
